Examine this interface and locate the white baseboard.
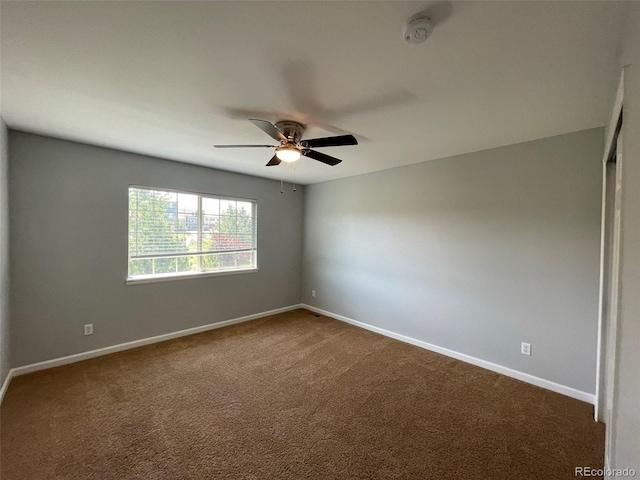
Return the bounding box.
[0,369,14,404]
[8,304,303,381]
[3,303,594,407]
[302,304,595,405]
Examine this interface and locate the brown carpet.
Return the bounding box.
[1,309,604,479]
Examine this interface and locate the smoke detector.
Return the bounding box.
[403,12,433,44]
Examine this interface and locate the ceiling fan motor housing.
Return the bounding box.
[275,120,305,144]
[403,12,433,44]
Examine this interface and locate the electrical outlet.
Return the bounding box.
[84,324,93,336]
[521,342,531,356]
[311,290,316,298]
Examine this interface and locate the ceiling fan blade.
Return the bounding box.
[249,119,287,142]
[303,149,342,166]
[301,135,358,148]
[214,144,276,148]
[266,155,281,167]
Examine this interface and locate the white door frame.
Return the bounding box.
[594,69,624,424]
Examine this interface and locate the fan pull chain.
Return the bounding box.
[280,172,284,194]
[293,166,297,192]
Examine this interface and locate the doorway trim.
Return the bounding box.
[594,69,624,423]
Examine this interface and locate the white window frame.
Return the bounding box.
[126,185,258,285]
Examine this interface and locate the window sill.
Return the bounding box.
[126,268,258,285]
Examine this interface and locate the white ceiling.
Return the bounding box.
[1,1,627,184]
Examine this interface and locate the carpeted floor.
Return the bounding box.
[1,309,604,479]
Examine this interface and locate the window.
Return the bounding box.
[128,186,257,283]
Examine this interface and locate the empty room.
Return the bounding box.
[0,1,638,479]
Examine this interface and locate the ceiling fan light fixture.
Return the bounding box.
[275,145,301,163]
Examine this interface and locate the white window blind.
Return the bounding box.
[128,186,257,280]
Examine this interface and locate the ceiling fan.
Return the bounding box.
[214,119,357,166]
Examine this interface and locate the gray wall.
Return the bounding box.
[9,131,304,367]
[302,128,603,395]
[0,119,9,384]
[612,2,640,471]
